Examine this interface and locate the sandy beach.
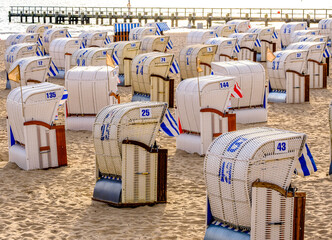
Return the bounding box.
[0,31,332,239]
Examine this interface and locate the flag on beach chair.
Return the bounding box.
[294,143,317,176]
[104,35,112,45]
[169,59,180,74]
[37,37,43,46]
[272,31,278,39]
[66,32,72,38]
[112,51,120,65]
[323,47,331,58]
[160,109,180,137]
[36,46,44,56]
[166,39,174,50]
[47,60,59,77]
[254,38,262,48]
[80,41,86,49]
[234,43,241,53]
[231,82,243,98]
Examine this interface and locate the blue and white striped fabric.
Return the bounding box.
[169,59,180,74]
[254,38,262,47]
[80,41,86,49]
[327,40,331,48]
[47,60,59,77]
[104,35,112,45]
[59,89,68,106]
[234,43,241,53]
[37,37,43,46]
[114,23,140,33]
[66,32,72,38]
[166,39,174,50]
[323,47,331,58]
[36,46,44,56]
[112,51,120,65]
[295,143,317,177]
[146,22,170,35]
[234,29,238,33]
[272,31,278,39]
[160,109,180,137]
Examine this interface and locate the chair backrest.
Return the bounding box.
[294,35,328,44]
[286,42,325,63]
[43,28,68,54]
[131,52,173,95]
[71,47,113,68]
[79,31,107,47]
[247,26,274,42]
[291,29,320,44]
[229,33,257,49]
[6,33,40,48]
[129,27,156,41]
[227,20,250,33]
[211,61,265,108]
[65,66,119,115]
[7,82,64,144]
[187,30,216,45]
[8,56,51,88]
[5,43,38,71]
[176,75,235,133]
[280,22,307,47]
[26,24,52,36]
[140,35,170,53]
[205,37,237,61]
[204,127,306,229]
[49,38,82,69]
[93,101,167,176]
[210,24,236,37]
[179,44,217,79]
[318,18,332,39]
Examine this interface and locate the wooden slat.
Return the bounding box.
[53,125,67,167]
[304,74,310,102]
[293,193,306,240]
[157,148,168,203]
[40,146,50,152]
[323,63,327,88]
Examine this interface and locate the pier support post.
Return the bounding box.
[264,14,268,26]
[171,13,174,27]
[154,13,158,22]
[109,13,112,25]
[123,13,127,23]
[68,12,72,24]
[192,13,196,26]
[175,12,178,27]
[188,14,192,26]
[207,13,212,28]
[55,12,59,24]
[138,13,142,24]
[32,11,35,23]
[81,12,84,25]
[100,12,104,25]
[145,12,148,24]
[114,12,118,23]
[129,12,132,23]
[37,11,40,22]
[285,14,289,22]
[49,11,52,23]
[43,11,46,23]
[25,11,28,23]
[20,11,23,23]
[307,14,310,27]
[226,13,230,23]
[95,12,99,25]
[8,11,11,23]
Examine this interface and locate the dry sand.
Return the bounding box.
[0,32,332,239]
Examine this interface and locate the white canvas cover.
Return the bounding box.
[5,43,38,71]
[6,33,40,48]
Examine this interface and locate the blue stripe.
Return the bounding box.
[305,143,317,172]
[165,110,179,135]
[160,122,173,136]
[298,154,310,176]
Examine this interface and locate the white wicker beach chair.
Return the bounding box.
[6,33,40,48]
[205,37,237,62]
[5,43,38,72]
[105,41,141,86]
[129,27,156,41]
[227,20,250,33]
[65,66,120,131]
[210,25,236,37]
[140,35,170,53]
[211,61,267,124]
[204,127,315,240]
[42,28,68,54]
[176,75,236,155]
[179,44,217,80]
[267,50,309,103]
[229,33,258,61]
[187,30,216,45]
[79,31,107,47]
[286,42,326,89]
[8,56,52,89]
[92,101,168,206]
[26,24,52,37]
[247,27,275,62]
[291,29,320,44]
[131,52,174,107]
[280,22,307,49]
[7,82,67,170]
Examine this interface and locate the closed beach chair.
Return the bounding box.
[43,28,69,54]
[65,66,120,131]
[26,24,52,37]
[106,41,141,86]
[129,27,156,41]
[229,33,258,61]
[92,102,168,206]
[267,50,309,103]
[8,56,52,89]
[176,75,236,155]
[318,19,332,39]
[6,33,40,48]
[227,20,250,33]
[140,35,170,53]
[287,42,327,88]
[5,43,38,72]
[204,127,316,240]
[179,44,217,80]
[187,30,216,45]
[79,31,108,47]
[247,27,276,62]
[291,29,320,43]
[210,24,236,37]
[205,37,237,62]
[131,52,174,107]
[113,23,140,42]
[211,61,267,124]
[7,82,67,170]
[280,22,307,49]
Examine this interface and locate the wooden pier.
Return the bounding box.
[8,6,332,28]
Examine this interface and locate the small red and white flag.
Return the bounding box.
[231,81,243,98]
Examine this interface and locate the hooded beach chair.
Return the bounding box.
[211,61,267,124]
[291,29,320,44]
[247,27,276,62]
[92,101,168,206]
[140,35,170,53]
[318,19,332,39]
[65,66,120,131]
[6,33,40,48]
[5,43,38,72]
[131,52,174,107]
[227,20,250,33]
[210,24,236,37]
[26,24,52,37]
[79,31,108,47]
[106,40,141,86]
[287,42,327,88]
[179,44,217,80]
[229,33,258,61]
[205,37,237,62]
[204,127,316,240]
[176,75,236,155]
[42,28,69,54]
[187,30,216,45]
[7,82,67,170]
[280,22,307,49]
[129,27,156,41]
[267,50,309,103]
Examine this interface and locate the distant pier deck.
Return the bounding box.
[8,6,332,27]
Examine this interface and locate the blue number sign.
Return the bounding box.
[140,108,151,118]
